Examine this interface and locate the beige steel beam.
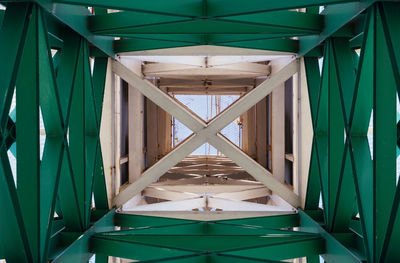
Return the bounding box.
[112,58,300,207]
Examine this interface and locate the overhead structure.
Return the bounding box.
[0,1,400,263]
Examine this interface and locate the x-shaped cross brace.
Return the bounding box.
[112,58,300,207]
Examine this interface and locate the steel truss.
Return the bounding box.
[0,1,399,263]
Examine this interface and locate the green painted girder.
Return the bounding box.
[105,33,301,46]
[103,221,316,237]
[92,57,109,210]
[91,233,320,254]
[53,0,357,17]
[90,216,321,260]
[91,233,323,260]
[15,5,68,263]
[90,236,199,262]
[114,213,300,230]
[303,57,322,211]
[33,0,114,57]
[89,10,323,35]
[93,19,315,35]
[114,213,199,228]
[52,209,116,263]
[299,210,364,262]
[148,254,282,263]
[56,32,86,232]
[215,213,299,229]
[377,3,400,261]
[0,5,40,262]
[114,37,299,54]
[348,3,400,262]
[321,38,356,232]
[219,236,324,261]
[299,1,375,56]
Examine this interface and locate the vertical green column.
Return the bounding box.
[379,3,400,262]
[304,57,322,210]
[349,4,398,262]
[0,4,32,262]
[56,30,85,232]
[69,39,100,228]
[15,5,67,262]
[329,38,356,232]
[92,57,109,210]
[69,38,88,227]
[16,5,41,262]
[307,38,357,233]
[84,43,99,225]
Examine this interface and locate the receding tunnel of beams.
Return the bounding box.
[173,94,240,155]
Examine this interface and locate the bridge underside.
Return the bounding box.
[0,1,400,263]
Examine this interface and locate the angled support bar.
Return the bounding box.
[112,58,300,208]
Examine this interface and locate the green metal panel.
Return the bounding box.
[114,213,199,228]
[55,29,84,232]
[215,213,299,229]
[299,1,375,56]
[299,210,364,262]
[16,5,42,261]
[349,5,398,262]
[89,10,323,35]
[0,4,33,261]
[92,57,109,210]
[52,209,115,263]
[53,0,354,17]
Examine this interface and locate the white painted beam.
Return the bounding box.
[149,184,264,194]
[112,58,300,209]
[113,134,206,207]
[121,211,296,221]
[207,134,300,207]
[213,187,270,201]
[99,58,114,208]
[124,198,206,211]
[143,187,199,201]
[112,60,206,132]
[207,197,294,212]
[206,59,299,134]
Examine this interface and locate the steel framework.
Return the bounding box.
[0,1,399,262]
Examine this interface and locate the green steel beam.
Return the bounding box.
[299,1,375,56]
[102,222,316,237]
[91,233,320,253]
[90,236,198,262]
[215,213,299,229]
[52,209,115,263]
[114,213,199,228]
[349,4,398,262]
[0,6,34,262]
[299,210,364,262]
[304,57,322,210]
[16,5,47,262]
[92,57,109,210]
[34,0,114,57]
[329,38,357,232]
[378,3,400,262]
[52,0,356,17]
[220,236,324,261]
[89,10,323,35]
[56,32,85,232]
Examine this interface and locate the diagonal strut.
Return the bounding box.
[112,58,300,207]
